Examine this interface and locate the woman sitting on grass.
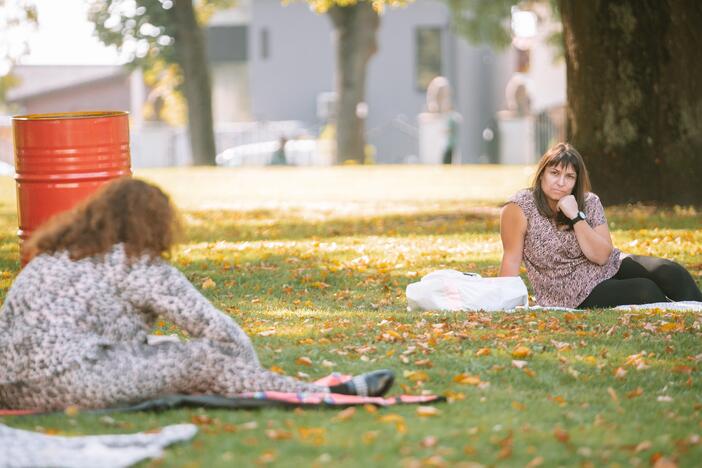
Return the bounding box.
[499,142,702,309]
[0,178,393,411]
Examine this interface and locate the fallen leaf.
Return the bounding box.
[265,429,292,440]
[453,373,482,385]
[362,430,380,444]
[607,387,619,403]
[512,345,532,358]
[404,370,430,382]
[378,413,407,433]
[614,367,627,379]
[652,456,678,468]
[627,387,644,399]
[297,426,326,445]
[526,456,544,468]
[512,401,526,411]
[417,406,441,417]
[415,359,433,368]
[657,395,673,402]
[635,440,652,453]
[476,348,492,357]
[201,277,216,289]
[553,426,570,444]
[512,360,528,369]
[295,356,313,367]
[333,407,356,422]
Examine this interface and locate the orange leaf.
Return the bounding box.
[512,345,532,358]
[295,356,313,367]
[627,387,644,399]
[476,348,491,357]
[201,277,216,289]
[453,373,482,385]
[333,407,356,422]
[553,426,570,444]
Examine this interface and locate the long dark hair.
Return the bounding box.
[532,142,591,227]
[24,177,182,262]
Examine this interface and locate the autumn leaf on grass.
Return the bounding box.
[416,406,441,417]
[614,367,627,379]
[553,426,570,444]
[652,456,678,468]
[362,430,380,444]
[201,277,216,289]
[404,370,430,382]
[414,359,433,368]
[378,413,407,433]
[627,387,644,399]
[269,365,285,374]
[332,407,356,422]
[265,429,292,440]
[511,401,526,411]
[444,390,465,403]
[512,345,532,358]
[298,426,326,446]
[295,356,313,367]
[475,348,491,357]
[453,373,482,385]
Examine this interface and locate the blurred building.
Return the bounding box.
[2,0,565,166]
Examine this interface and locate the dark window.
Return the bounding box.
[260,28,269,60]
[205,25,247,63]
[415,27,442,91]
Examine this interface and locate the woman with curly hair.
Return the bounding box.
[0,178,393,411]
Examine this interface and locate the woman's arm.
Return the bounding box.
[557,195,613,265]
[125,260,259,364]
[499,203,527,276]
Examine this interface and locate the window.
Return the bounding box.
[260,28,269,60]
[416,27,442,91]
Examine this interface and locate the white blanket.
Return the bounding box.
[0,423,197,468]
[517,301,702,313]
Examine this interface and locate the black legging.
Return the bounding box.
[578,255,702,309]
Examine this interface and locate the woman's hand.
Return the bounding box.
[556,195,579,219]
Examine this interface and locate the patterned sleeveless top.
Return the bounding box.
[508,189,622,307]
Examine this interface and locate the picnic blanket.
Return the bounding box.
[513,301,702,313]
[0,373,443,417]
[0,423,197,468]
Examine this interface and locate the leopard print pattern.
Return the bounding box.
[0,245,324,410]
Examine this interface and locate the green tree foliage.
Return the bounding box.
[89,0,234,165]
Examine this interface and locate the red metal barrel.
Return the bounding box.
[13,111,132,263]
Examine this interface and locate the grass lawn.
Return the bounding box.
[1,165,701,467]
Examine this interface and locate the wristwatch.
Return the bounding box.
[569,211,587,226]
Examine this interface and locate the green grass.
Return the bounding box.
[1,166,701,467]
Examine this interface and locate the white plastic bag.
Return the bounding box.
[406,269,528,312]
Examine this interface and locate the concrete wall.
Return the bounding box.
[19,75,131,115]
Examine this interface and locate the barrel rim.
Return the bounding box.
[12,111,129,121]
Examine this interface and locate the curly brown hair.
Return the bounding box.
[23,177,182,262]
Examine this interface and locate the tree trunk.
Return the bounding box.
[328,3,380,164]
[171,0,217,166]
[558,0,702,204]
